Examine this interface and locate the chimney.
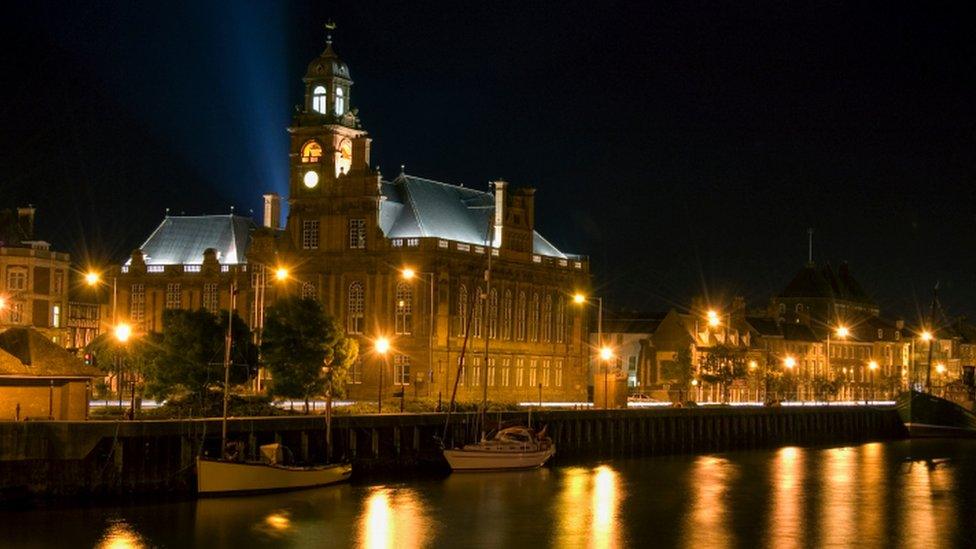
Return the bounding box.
[263,193,281,230]
[17,206,35,240]
[492,180,507,248]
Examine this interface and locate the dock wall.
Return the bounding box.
[0,406,907,500]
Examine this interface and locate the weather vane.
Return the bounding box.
[325,20,336,44]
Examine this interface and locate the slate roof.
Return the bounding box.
[0,327,101,377]
[379,174,570,259]
[779,262,874,305]
[128,215,254,266]
[745,317,821,342]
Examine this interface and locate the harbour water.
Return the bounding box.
[4,439,975,548]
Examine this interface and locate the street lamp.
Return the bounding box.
[401,266,435,398]
[868,360,878,402]
[783,356,796,401]
[826,325,848,400]
[599,346,613,409]
[375,337,390,413]
[274,267,289,282]
[114,322,134,419]
[574,292,604,403]
[707,310,720,328]
[86,269,119,326]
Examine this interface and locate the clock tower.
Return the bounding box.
[285,32,382,252]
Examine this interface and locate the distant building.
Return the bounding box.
[0,326,101,420]
[0,207,71,346]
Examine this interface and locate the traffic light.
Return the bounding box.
[84,353,96,367]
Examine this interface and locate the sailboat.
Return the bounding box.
[196,282,352,495]
[895,283,976,438]
[440,204,556,471]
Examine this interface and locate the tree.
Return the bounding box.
[661,347,694,402]
[86,331,157,402]
[143,308,256,408]
[698,344,748,403]
[261,296,358,413]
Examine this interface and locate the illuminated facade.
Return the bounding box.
[0,207,71,346]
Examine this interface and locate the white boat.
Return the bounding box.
[443,426,555,471]
[196,452,352,495]
[196,282,352,495]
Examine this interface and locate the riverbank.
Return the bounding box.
[0,406,906,501]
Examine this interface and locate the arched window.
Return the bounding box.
[457,284,468,336]
[312,85,327,114]
[795,304,804,313]
[472,286,484,338]
[515,291,527,341]
[301,141,323,163]
[347,282,364,334]
[335,87,345,115]
[395,282,412,335]
[488,289,498,339]
[541,294,553,342]
[502,290,513,340]
[528,292,540,341]
[555,297,566,343]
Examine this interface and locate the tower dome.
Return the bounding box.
[305,40,351,81]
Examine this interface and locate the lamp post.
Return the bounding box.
[827,325,848,401]
[86,270,118,330]
[921,330,934,392]
[402,267,435,398]
[599,346,614,409]
[114,322,134,419]
[868,360,878,402]
[574,292,604,404]
[375,337,390,413]
[784,356,796,401]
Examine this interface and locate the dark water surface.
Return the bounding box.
[4,440,976,548]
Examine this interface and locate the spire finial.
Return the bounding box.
[400,164,405,175]
[325,20,336,46]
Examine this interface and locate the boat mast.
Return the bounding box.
[480,223,493,441]
[220,280,236,459]
[924,282,939,392]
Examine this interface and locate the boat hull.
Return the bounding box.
[196,457,352,495]
[443,445,556,471]
[895,390,976,438]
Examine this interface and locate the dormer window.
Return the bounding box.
[312,86,327,114]
[301,140,323,163]
[335,87,345,115]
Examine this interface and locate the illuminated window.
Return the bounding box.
[52,305,61,328]
[555,359,563,387]
[472,286,484,338]
[542,359,551,387]
[8,301,23,323]
[6,268,26,291]
[348,218,366,249]
[349,357,363,384]
[347,282,364,334]
[502,290,513,340]
[515,358,524,387]
[335,86,345,115]
[302,220,319,249]
[488,289,498,339]
[487,358,496,386]
[528,292,540,341]
[301,282,316,300]
[301,141,323,163]
[395,282,412,335]
[457,356,465,386]
[472,357,481,387]
[203,283,219,314]
[394,355,411,385]
[130,284,145,325]
[528,359,538,386]
[555,297,565,343]
[501,358,511,386]
[541,294,553,342]
[165,283,182,309]
[312,85,327,114]
[457,284,468,336]
[515,291,527,341]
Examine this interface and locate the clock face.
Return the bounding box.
[335,140,352,177]
[303,169,319,189]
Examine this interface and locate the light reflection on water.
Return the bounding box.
[11,440,976,548]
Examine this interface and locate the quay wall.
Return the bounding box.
[0,406,907,500]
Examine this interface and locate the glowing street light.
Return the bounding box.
[573,292,586,304]
[868,360,879,371]
[114,323,132,343]
[374,337,390,413]
[783,356,796,369]
[401,268,416,280]
[599,346,614,361]
[748,360,758,370]
[275,267,289,281]
[0,296,5,310]
[935,363,946,375]
[920,330,933,342]
[85,271,100,286]
[707,310,720,327]
[835,326,850,338]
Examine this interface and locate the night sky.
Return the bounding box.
[2,1,974,322]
